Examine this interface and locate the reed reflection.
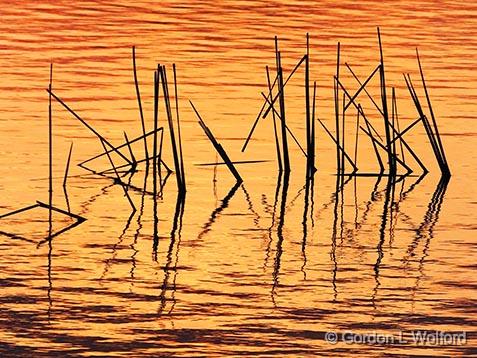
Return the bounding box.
[271,172,290,306]
[264,172,282,271]
[404,177,450,267]
[197,181,241,241]
[129,167,149,291]
[301,175,314,279]
[410,177,450,303]
[372,176,394,308]
[0,5,469,355]
[99,209,135,282]
[158,193,185,315]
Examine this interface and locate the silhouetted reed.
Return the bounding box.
[78,127,165,174]
[190,101,243,183]
[48,90,133,168]
[63,142,74,213]
[132,46,149,163]
[305,33,315,177]
[153,67,160,251]
[416,50,450,176]
[48,63,53,237]
[160,65,186,195]
[99,138,136,211]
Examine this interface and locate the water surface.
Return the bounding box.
[0,1,476,356]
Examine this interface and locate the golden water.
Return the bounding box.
[0,1,476,356]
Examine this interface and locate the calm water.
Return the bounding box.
[0,1,476,356]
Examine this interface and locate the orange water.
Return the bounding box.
[0,1,476,356]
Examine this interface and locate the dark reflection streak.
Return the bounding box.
[372,177,393,309]
[339,174,345,246]
[0,231,36,243]
[124,170,135,195]
[197,181,241,240]
[130,168,148,291]
[272,172,289,307]
[241,185,260,228]
[168,196,185,315]
[77,183,114,217]
[403,177,449,264]
[393,173,408,185]
[152,188,159,260]
[354,173,421,237]
[159,194,186,315]
[47,237,53,323]
[213,153,218,204]
[310,175,315,228]
[357,175,382,231]
[92,170,158,197]
[339,174,353,193]
[264,172,282,271]
[401,173,427,199]
[412,178,449,300]
[99,210,135,282]
[389,178,406,248]
[152,67,159,257]
[330,175,340,302]
[285,184,306,215]
[36,216,86,247]
[167,208,185,314]
[314,191,338,221]
[387,177,396,247]
[30,172,107,182]
[313,175,352,225]
[261,194,272,216]
[47,63,53,322]
[300,177,313,280]
[354,176,358,229]
[160,171,172,197]
[98,150,168,177]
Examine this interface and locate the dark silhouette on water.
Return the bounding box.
[129,164,149,291]
[158,193,186,315]
[264,172,283,271]
[271,172,290,306]
[190,101,243,183]
[99,209,136,282]
[78,127,169,176]
[372,176,395,309]
[403,176,450,265]
[197,181,242,241]
[62,142,74,213]
[409,177,450,303]
[132,46,149,164]
[301,175,315,279]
